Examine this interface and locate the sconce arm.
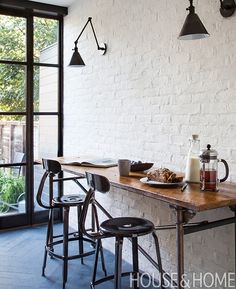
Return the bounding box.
[73,17,106,53]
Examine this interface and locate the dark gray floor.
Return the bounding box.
[0,225,160,289]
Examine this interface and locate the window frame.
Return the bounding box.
[0,3,65,228]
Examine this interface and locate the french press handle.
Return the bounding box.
[219,159,229,183]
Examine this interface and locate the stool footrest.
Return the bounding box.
[47,248,95,260]
[53,231,77,239]
[92,271,133,287]
[46,236,96,260]
[48,236,94,247]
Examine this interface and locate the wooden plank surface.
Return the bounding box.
[60,162,236,212]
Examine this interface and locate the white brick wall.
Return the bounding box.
[64,0,236,286]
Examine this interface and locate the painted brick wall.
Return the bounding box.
[64,0,236,287]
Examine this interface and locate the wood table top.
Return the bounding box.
[59,162,236,212]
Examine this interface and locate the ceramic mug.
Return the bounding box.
[118,159,131,176]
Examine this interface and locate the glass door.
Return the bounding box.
[32,16,62,224]
[0,12,63,229]
[0,15,28,227]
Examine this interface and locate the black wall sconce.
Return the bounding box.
[69,17,107,66]
[179,0,236,40]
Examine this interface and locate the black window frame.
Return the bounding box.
[0,1,67,229]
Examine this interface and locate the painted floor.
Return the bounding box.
[0,224,161,289]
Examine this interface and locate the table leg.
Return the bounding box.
[234,208,236,276]
[230,205,236,277]
[176,207,185,289]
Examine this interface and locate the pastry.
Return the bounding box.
[147,168,183,183]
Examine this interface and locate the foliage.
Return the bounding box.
[0,15,58,116]
[0,170,25,213]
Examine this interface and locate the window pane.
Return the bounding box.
[34,17,59,64]
[0,15,26,62]
[0,64,26,112]
[0,116,26,164]
[0,116,26,215]
[34,116,58,160]
[34,66,58,112]
[0,167,26,215]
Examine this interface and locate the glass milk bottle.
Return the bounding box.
[185,134,200,183]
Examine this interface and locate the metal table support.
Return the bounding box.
[176,207,185,289]
[171,206,236,289]
[230,205,236,277]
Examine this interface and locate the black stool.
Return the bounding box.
[79,172,164,289]
[36,159,105,289]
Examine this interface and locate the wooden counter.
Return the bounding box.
[61,164,236,212]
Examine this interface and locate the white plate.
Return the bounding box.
[140,177,184,188]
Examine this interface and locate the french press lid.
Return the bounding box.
[199,144,218,161]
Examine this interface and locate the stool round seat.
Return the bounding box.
[52,194,84,207]
[100,217,154,237]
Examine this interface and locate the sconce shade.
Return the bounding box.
[179,0,209,40]
[69,46,85,66]
[179,12,209,40]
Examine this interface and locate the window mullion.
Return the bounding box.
[26,15,34,224]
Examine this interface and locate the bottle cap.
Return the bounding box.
[192,134,199,140]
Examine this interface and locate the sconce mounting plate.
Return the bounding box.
[99,43,107,55]
[220,0,236,17]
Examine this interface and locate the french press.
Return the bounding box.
[199,144,229,191]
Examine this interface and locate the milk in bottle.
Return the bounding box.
[185,134,200,183]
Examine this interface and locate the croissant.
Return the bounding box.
[147,168,183,183]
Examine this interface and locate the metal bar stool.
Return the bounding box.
[79,172,164,289]
[36,159,106,289]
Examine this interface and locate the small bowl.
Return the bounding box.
[130,163,154,172]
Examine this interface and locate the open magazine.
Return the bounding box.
[59,157,117,168]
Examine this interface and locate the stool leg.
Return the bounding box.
[90,203,98,249]
[132,236,139,289]
[114,237,123,289]
[49,208,54,247]
[152,232,164,289]
[92,203,99,232]
[42,208,53,276]
[49,208,54,258]
[99,241,107,276]
[91,203,96,233]
[77,205,84,264]
[91,205,107,276]
[63,207,69,289]
[91,239,101,286]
